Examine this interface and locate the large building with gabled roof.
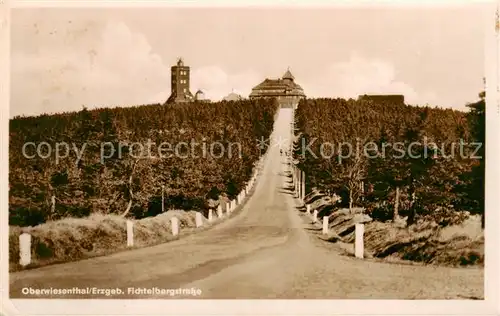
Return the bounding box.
[249,68,306,108]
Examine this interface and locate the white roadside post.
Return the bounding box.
[293,168,296,195]
[217,205,223,218]
[301,171,306,201]
[297,169,301,198]
[355,223,365,259]
[322,216,329,235]
[126,220,134,247]
[162,185,165,213]
[313,209,318,223]
[171,217,179,236]
[225,202,230,214]
[297,168,302,199]
[208,209,213,222]
[19,232,31,267]
[195,212,203,228]
[306,204,311,215]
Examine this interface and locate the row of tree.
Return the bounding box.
[293,94,485,228]
[9,99,279,226]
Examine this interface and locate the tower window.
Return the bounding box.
[183,88,187,93]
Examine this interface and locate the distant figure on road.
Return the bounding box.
[280,149,283,156]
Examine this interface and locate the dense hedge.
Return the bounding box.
[294,97,484,226]
[10,99,278,226]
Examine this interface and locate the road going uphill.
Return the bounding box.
[10,108,483,299]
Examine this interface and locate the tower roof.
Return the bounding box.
[177,58,184,66]
[282,68,295,81]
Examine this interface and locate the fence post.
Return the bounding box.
[322,216,328,234]
[302,171,306,200]
[297,169,301,198]
[19,233,31,266]
[313,209,318,223]
[217,205,223,218]
[126,220,134,247]
[162,185,165,213]
[293,165,299,197]
[195,212,203,228]
[306,204,311,214]
[208,209,213,222]
[51,195,55,214]
[355,223,364,259]
[171,217,179,236]
[298,170,302,199]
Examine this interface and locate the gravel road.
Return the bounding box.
[9,108,484,299]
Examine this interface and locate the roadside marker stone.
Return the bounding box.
[322,216,328,234]
[171,217,179,236]
[208,209,213,222]
[355,223,364,259]
[19,233,31,266]
[126,220,134,247]
[195,212,203,228]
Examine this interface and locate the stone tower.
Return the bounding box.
[166,58,194,104]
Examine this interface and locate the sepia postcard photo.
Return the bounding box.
[1,1,499,315]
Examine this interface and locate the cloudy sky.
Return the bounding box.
[11,5,488,117]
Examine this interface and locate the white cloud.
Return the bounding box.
[11,21,265,117]
[12,26,447,118]
[11,21,171,117]
[301,53,437,106]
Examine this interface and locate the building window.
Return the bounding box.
[183,88,187,93]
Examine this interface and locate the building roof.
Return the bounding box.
[223,92,243,101]
[282,68,295,81]
[249,78,305,98]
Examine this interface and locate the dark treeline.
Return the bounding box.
[294,96,485,227]
[10,99,278,227]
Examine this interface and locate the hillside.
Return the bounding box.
[293,98,484,266]
[9,99,278,227]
